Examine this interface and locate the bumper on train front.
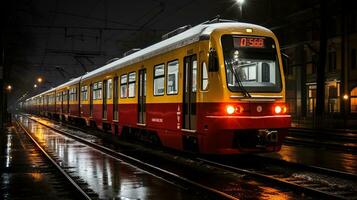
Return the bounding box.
[200,115,291,154]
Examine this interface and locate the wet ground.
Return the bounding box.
[17,116,203,200]
[19,115,310,200]
[260,144,357,175]
[0,126,77,199]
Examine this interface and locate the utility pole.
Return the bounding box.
[315,0,327,127]
[340,2,349,127]
[0,31,5,130]
[1,31,4,130]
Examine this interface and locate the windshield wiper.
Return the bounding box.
[226,60,251,98]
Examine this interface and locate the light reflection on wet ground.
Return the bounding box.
[261,144,357,175]
[20,115,308,200]
[19,117,199,200]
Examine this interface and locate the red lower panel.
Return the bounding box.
[81,104,90,118]
[118,104,137,125]
[69,104,80,117]
[43,101,291,154]
[104,104,113,121]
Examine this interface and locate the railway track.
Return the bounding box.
[22,114,357,199]
[17,115,239,200]
[198,155,357,200]
[14,119,94,200]
[286,127,357,152]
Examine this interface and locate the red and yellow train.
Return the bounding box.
[22,20,291,154]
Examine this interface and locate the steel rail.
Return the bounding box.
[197,158,355,200]
[15,119,92,200]
[21,115,238,200]
[25,114,357,200]
[251,155,357,180]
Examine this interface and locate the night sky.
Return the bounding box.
[3,0,323,107]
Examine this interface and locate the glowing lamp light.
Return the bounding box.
[343,94,349,100]
[274,105,282,114]
[236,0,245,4]
[6,85,12,91]
[274,105,287,114]
[37,77,43,83]
[34,84,38,88]
[282,106,287,113]
[226,105,244,115]
[226,105,236,115]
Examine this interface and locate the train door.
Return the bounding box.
[90,83,93,117]
[103,80,108,119]
[113,77,119,120]
[138,69,146,124]
[183,55,197,130]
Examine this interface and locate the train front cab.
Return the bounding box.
[196,25,291,154]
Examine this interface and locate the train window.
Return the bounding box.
[167,60,179,95]
[192,60,197,92]
[98,81,102,99]
[63,91,67,102]
[97,82,102,99]
[93,82,98,100]
[120,74,127,98]
[56,93,61,102]
[81,86,88,101]
[107,79,112,99]
[154,64,165,96]
[69,88,77,101]
[201,62,208,91]
[93,82,102,100]
[69,89,73,101]
[128,72,136,98]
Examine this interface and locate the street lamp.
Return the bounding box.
[34,84,38,88]
[343,94,349,100]
[6,85,12,92]
[37,77,43,83]
[236,0,245,19]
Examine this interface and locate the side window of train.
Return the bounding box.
[81,85,88,101]
[201,62,209,91]
[128,72,136,98]
[69,87,77,101]
[120,74,127,98]
[154,64,165,96]
[107,79,112,99]
[192,60,197,92]
[93,82,102,100]
[97,81,102,99]
[93,82,98,100]
[167,60,179,95]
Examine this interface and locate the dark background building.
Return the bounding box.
[1,0,357,128]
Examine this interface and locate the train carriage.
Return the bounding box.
[24,19,291,154]
[47,89,56,118]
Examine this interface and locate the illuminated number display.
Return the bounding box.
[234,37,265,48]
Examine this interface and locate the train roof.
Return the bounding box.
[81,22,271,80]
[25,21,272,101]
[30,77,81,99]
[55,76,82,90]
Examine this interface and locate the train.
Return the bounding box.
[21,19,291,154]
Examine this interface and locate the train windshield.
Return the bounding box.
[221,35,282,93]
